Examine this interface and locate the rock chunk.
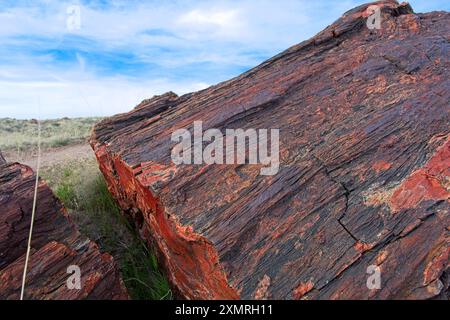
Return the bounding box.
[0,161,128,300]
[90,1,449,299]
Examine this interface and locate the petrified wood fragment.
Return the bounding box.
[91,1,449,299]
[0,161,128,300]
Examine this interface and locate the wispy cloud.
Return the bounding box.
[0,0,448,119]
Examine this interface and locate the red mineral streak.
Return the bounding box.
[92,145,239,300]
[253,275,271,300]
[423,243,449,286]
[389,138,449,213]
[354,241,375,253]
[372,160,392,173]
[293,281,314,300]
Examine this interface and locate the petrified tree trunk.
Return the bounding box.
[0,160,128,300]
[91,1,449,300]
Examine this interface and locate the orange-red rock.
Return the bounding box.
[91,1,449,299]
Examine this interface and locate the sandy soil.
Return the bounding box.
[3,143,95,170]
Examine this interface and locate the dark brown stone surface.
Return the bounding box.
[90,1,449,299]
[0,161,128,300]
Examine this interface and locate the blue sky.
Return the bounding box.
[0,0,448,119]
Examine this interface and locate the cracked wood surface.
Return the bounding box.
[90,1,449,299]
[0,161,128,300]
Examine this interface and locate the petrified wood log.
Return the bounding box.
[0,161,128,300]
[91,1,449,300]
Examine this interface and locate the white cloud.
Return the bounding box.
[0,0,447,119]
[179,8,239,27]
[0,50,210,120]
[0,73,210,119]
[177,8,244,39]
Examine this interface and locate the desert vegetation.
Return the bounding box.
[0,117,101,151]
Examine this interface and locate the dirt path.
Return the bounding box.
[3,143,95,170]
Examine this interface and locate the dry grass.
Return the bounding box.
[0,117,102,151]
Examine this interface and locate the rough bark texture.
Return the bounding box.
[0,161,128,300]
[91,1,449,300]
